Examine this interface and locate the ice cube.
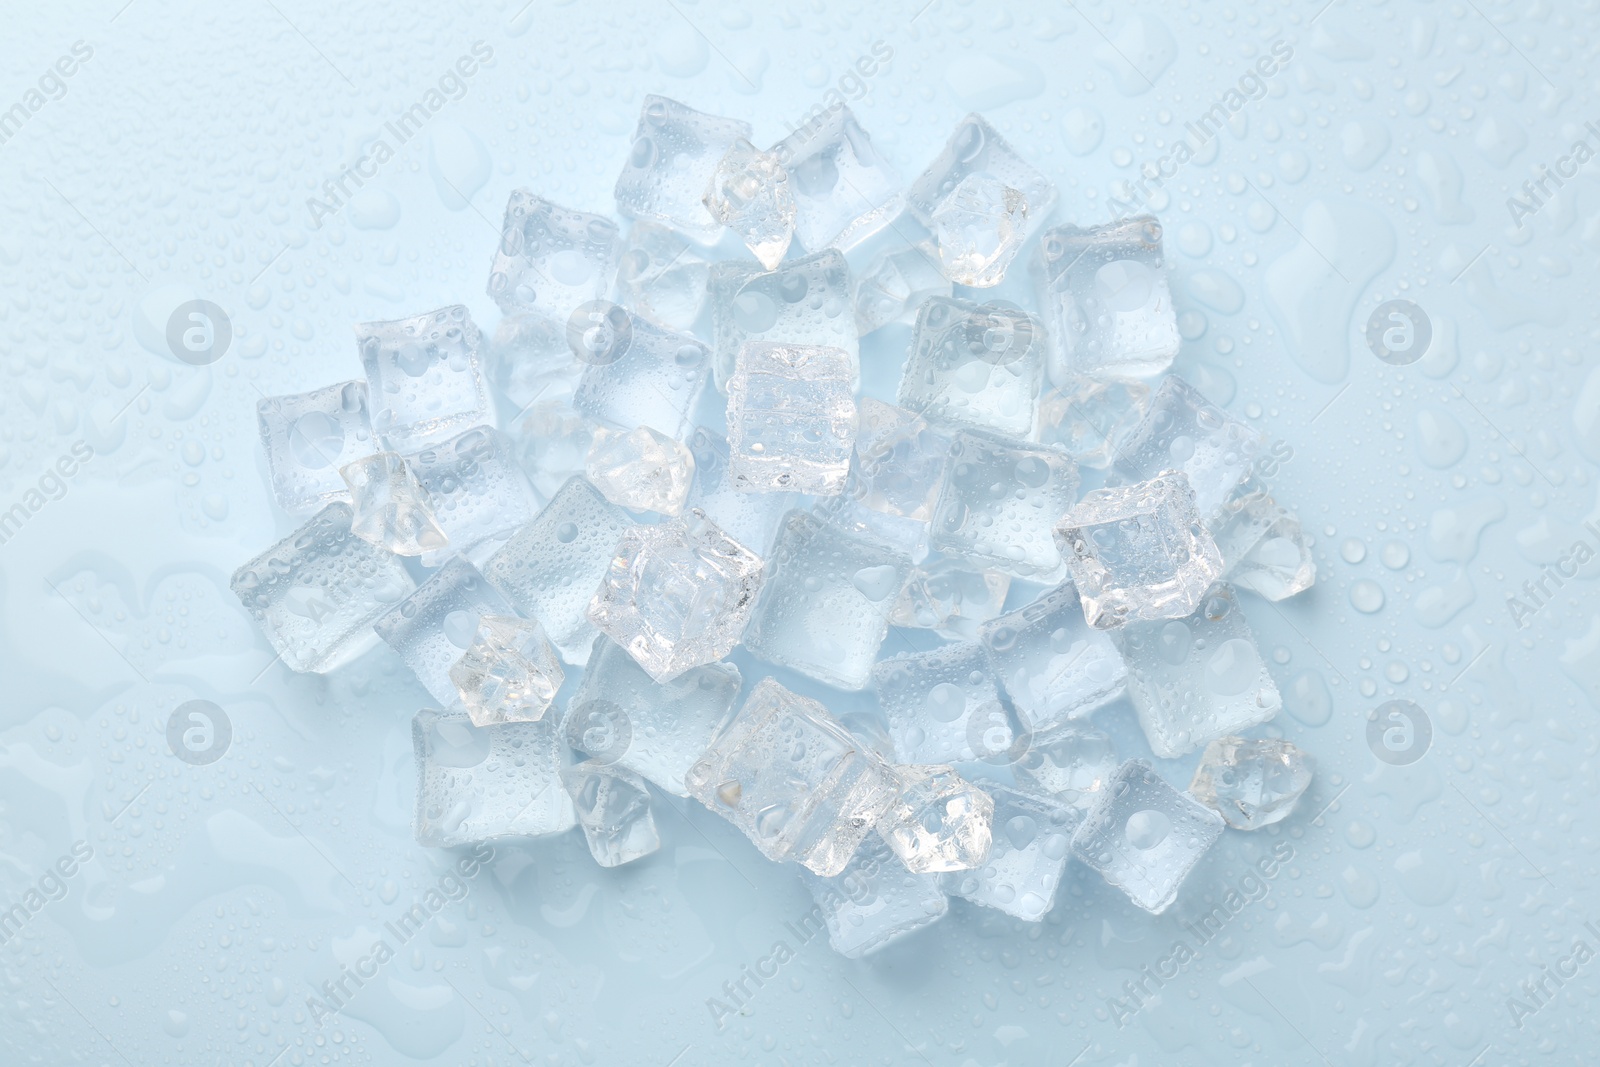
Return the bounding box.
[486,190,622,322]
[872,642,1013,765]
[897,298,1045,437]
[406,426,540,565]
[726,341,857,495]
[561,760,661,866]
[488,312,582,420]
[684,428,796,555]
[449,614,564,726]
[614,95,753,243]
[356,305,490,450]
[411,707,574,847]
[572,312,710,440]
[567,635,740,796]
[744,510,912,691]
[809,493,929,563]
[584,425,695,516]
[703,138,795,269]
[1107,375,1266,521]
[798,833,947,959]
[480,476,633,665]
[1189,737,1314,830]
[231,502,415,673]
[854,247,951,335]
[586,510,764,682]
[928,173,1030,287]
[256,380,377,514]
[851,399,949,521]
[940,782,1077,922]
[339,451,448,556]
[504,401,596,505]
[889,558,1010,641]
[771,103,904,253]
[929,428,1079,580]
[1035,377,1151,470]
[1071,760,1224,914]
[1037,215,1179,380]
[1210,477,1316,601]
[978,583,1128,738]
[375,558,515,707]
[1016,725,1120,813]
[685,677,899,876]
[616,221,712,331]
[907,114,1055,261]
[710,249,858,391]
[876,765,993,873]
[1111,584,1282,758]
[1055,471,1223,628]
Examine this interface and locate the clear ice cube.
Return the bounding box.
[375,558,515,707]
[872,642,1013,765]
[852,399,949,522]
[356,305,490,450]
[685,677,899,876]
[616,222,712,331]
[771,103,904,253]
[256,380,377,514]
[585,424,695,516]
[798,833,947,959]
[684,428,796,555]
[897,298,1045,438]
[1189,736,1314,830]
[586,510,764,682]
[1107,374,1266,521]
[1210,477,1317,601]
[450,614,565,726]
[1037,216,1180,380]
[889,558,1010,641]
[1016,725,1120,813]
[744,510,911,691]
[481,476,633,666]
[876,765,994,873]
[703,138,795,269]
[928,173,1030,287]
[404,426,539,566]
[710,249,858,391]
[1071,759,1224,914]
[412,707,574,847]
[907,114,1055,260]
[854,247,951,335]
[1035,377,1151,470]
[929,428,1079,580]
[340,451,449,556]
[231,502,415,673]
[1111,584,1282,758]
[726,341,857,495]
[572,312,709,440]
[979,583,1128,738]
[489,312,582,422]
[486,190,622,322]
[940,782,1077,922]
[614,95,753,243]
[561,760,661,866]
[1055,471,1223,628]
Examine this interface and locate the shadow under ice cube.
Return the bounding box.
[356,305,490,450]
[412,707,575,847]
[1071,760,1224,914]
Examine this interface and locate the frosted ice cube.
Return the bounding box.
[1016,725,1119,812]
[978,583,1127,738]
[586,510,764,682]
[616,221,712,331]
[1107,375,1266,520]
[1055,471,1223,628]
[567,635,740,796]
[356,305,490,450]
[929,428,1079,580]
[854,247,951,335]
[798,833,947,959]
[585,425,695,516]
[481,476,633,666]
[486,190,622,322]
[940,782,1077,922]
[897,298,1044,438]
[488,312,582,421]
[1037,215,1180,380]
[231,502,415,673]
[703,138,795,269]
[929,173,1030,287]
[876,765,993,874]
[1111,584,1282,758]
[852,399,949,521]
[685,677,899,876]
[450,614,564,726]
[684,428,796,555]
[1035,377,1151,470]
[412,707,574,847]
[872,642,1012,765]
[744,510,911,691]
[1071,759,1224,914]
[809,492,929,563]
[1189,737,1314,830]
[1211,477,1316,601]
[572,312,709,440]
[889,558,1010,641]
[614,95,753,243]
[710,249,858,391]
[407,426,540,566]
[561,761,661,866]
[375,558,515,707]
[340,452,448,556]
[256,380,377,514]
[907,114,1055,258]
[771,103,904,253]
[726,341,857,495]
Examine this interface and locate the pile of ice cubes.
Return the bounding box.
[234,98,1318,956]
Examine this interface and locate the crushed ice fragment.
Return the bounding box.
[585,424,695,516]
[876,765,994,873]
[703,138,796,269]
[561,761,661,866]
[449,614,564,727]
[340,451,448,556]
[1189,736,1314,830]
